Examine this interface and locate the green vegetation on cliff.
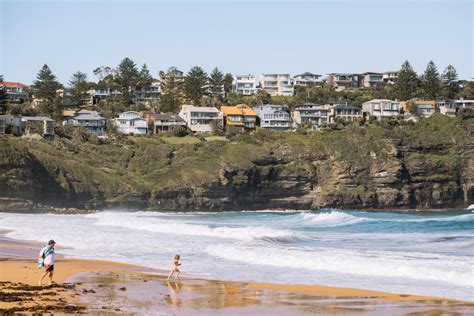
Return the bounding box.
[0,114,473,211]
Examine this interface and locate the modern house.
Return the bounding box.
[326,104,363,123]
[362,99,401,118]
[252,105,292,130]
[114,111,148,135]
[63,110,106,136]
[382,71,399,84]
[436,100,457,117]
[220,104,257,130]
[400,99,436,118]
[325,73,360,91]
[292,104,329,129]
[21,116,55,136]
[141,112,186,134]
[292,72,323,87]
[233,75,257,95]
[360,73,384,88]
[92,86,121,104]
[259,74,294,96]
[178,104,223,133]
[0,81,28,103]
[133,80,161,103]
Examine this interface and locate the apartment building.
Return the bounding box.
[259,74,294,96]
[233,75,257,95]
[253,105,292,130]
[292,104,329,128]
[178,104,223,133]
[362,99,401,118]
[292,72,323,87]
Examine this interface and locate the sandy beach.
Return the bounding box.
[1,233,473,315]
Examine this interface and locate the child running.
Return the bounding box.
[38,240,56,286]
[167,254,181,280]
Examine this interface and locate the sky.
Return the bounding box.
[1,0,473,85]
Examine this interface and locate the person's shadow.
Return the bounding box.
[166,280,182,307]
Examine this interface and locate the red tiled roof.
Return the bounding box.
[1,81,28,87]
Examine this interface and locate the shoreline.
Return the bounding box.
[1,233,473,314]
[1,197,471,215]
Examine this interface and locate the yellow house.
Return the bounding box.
[400,99,436,117]
[220,104,257,130]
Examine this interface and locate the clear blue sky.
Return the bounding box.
[1,0,472,85]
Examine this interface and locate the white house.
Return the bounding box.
[362,99,401,118]
[233,75,257,95]
[259,74,294,96]
[114,111,148,135]
[292,72,323,86]
[382,71,399,84]
[178,104,223,133]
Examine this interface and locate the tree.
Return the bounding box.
[159,67,185,113]
[208,67,224,106]
[93,66,115,81]
[138,64,154,97]
[68,71,89,107]
[114,57,139,105]
[223,73,234,97]
[33,64,62,117]
[0,75,8,115]
[183,66,208,105]
[421,61,442,99]
[394,60,418,101]
[441,65,460,99]
[255,89,272,105]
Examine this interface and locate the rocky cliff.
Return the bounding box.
[1,114,473,212]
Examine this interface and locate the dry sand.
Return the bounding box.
[1,234,473,315]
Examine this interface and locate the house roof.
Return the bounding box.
[181,104,220,113]
[364,99,399,103]
[22,116,54,122]
[153,113,185,121]
[1,81,28,87]
[362,72,383,75]
[294,72,322,78]
[220,104,257,116]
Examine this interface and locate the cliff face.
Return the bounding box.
[0,114,473,212]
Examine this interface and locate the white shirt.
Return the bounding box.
[39,246,55,265]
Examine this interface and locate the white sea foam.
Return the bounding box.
[85,212,296,240]
[298,211,369,227]
[205,243,474,288]
[467,204,474,210]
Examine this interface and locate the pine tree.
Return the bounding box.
[0,75,8,115]
[68,71,90,107]
[208,67,224,106]
[421,61,441,100]
[255,89,271,105]
[138,64,153,88]
[114,57,139,105]
[223,73,234,97]
[33,64,62,117]
[183,66,208,105]
[394,61,418,101]
[159,67,185,113]
[441,65,460,99]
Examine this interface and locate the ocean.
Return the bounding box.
[1,209,473,300]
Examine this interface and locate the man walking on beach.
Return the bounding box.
[38,240,55,286]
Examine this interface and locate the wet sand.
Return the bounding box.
[1,233,473,315]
